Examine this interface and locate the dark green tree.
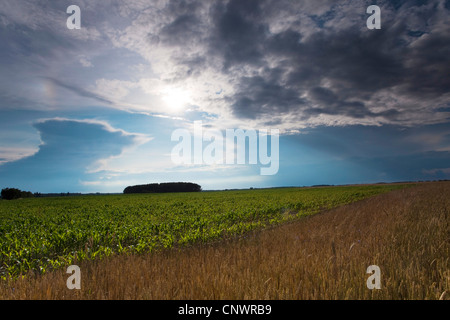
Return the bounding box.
[124,182,202,194]
[1,188,34,200]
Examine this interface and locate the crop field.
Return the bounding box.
[0,184,405,280]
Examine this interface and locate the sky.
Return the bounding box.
[0,0,449,193]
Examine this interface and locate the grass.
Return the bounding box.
[0,184,401,279]
[0,181,448,299]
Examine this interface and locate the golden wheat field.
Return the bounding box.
[0,181,449,300]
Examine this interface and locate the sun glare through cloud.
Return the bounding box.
[161,86,192,113]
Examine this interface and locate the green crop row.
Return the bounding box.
[0,184,406,279]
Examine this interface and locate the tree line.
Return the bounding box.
[1,188,34,200]
[123,182,202,194]
[1,182,202,199]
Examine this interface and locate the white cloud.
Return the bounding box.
[0,146,39,164]
[94,79,135,101]
[79,56,93,68]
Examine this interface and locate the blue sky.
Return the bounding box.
[0,0,449,193]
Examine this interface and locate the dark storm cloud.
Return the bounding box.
[224,21,409,120]
[148,0,449,124]
[224,15,407,119]
[209,0,267,69]
[160,15,199,42]
[304,86,400,120]
[156,0,206,46]
[1,0,448,127]
[400,28,450,98]
[230,76,308,119]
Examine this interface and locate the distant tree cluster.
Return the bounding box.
[1,188,34,200]
[123,182,202,194]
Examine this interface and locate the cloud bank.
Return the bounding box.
[105,0,450,129]
[1,0,449,131]
[0,118,150,191]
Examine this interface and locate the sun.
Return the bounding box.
[161,86,191,112]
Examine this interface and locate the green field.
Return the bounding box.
[0,184,406,279]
